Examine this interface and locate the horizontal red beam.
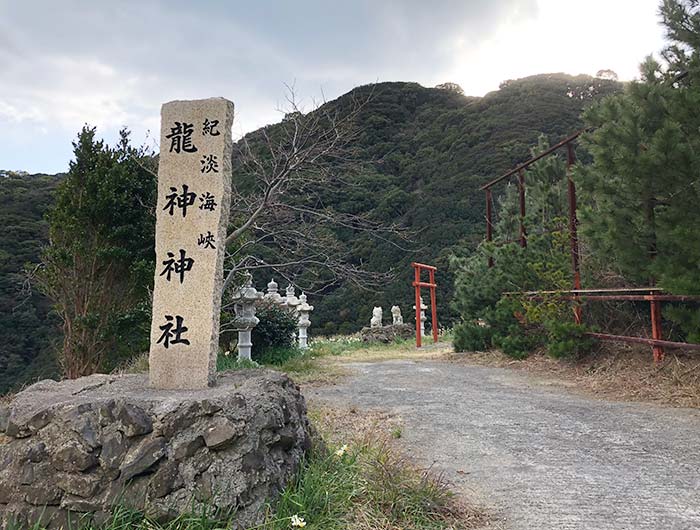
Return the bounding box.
[510,287,664,295]
[411,262,437,271]
[520,294,700,302]
[573,294,700,302]
[412,281,437,288]
[587,332,700,351]
[480,129,589,191]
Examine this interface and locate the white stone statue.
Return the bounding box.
[370,306,383,328]
[264,278,283,304]
[413,297,427,338]
[297,293,314,350]
[231,274,264,361]
[391,305,403,325]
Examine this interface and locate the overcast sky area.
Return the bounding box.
[1,0,666,174]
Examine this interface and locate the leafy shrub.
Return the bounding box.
[251,301,299,359]
[494,327,537,359]
[544,320,597,359]
[453,320,492,352]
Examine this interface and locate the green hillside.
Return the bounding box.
[288,74,621,333]
[0,73,620,392]
[0,172,62,393]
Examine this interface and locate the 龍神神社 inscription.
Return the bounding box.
[149,98,234,389]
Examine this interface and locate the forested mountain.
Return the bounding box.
[0,172,62,393]
[297,74,620,333]
[0,73,620,392]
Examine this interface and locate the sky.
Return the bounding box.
[1,0,667,174]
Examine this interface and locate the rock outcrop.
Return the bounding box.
[0,370,311,529]
[360,323,415,343]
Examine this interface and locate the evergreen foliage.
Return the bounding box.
[576,0,700,341]
[450,140,583,358]
[239,74,619,334]
[250,301,299,361]
[0,172,61,394]
[34,127,157,377]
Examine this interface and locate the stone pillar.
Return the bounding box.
[413,297,427,338]
[149,98,234,389]
[297,293,314,350]
[231,275,263,361]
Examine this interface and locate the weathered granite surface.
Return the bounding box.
[360,323,415,343]
[0,370,311,529]
[149,98,234,390]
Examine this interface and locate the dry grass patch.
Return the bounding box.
[330,341,452,364]
[450,345,700,408]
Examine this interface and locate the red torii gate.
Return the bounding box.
[412,262,438,348]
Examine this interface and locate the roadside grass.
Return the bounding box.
[260,403,487,530]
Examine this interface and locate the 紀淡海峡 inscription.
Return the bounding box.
[149,98,234,389]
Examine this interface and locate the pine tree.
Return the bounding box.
[35,127,157,377]
[576,0,700,340]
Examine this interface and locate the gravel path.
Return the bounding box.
[306,358,700,530]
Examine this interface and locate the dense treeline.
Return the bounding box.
[0,73,620,392]
[299,74,619,333]
[0,173,62,393]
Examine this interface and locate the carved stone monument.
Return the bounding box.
[230,274,264,361]
[149,98,234,389]
[265,278,283,304]
[297,293,314,350]
[284,284,300,310]
[391,305,404,325]
[413,296,427,338]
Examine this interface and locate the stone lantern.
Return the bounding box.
[413,296,427,338]
[297,293,314,350]
[283,284,300,310]
[231,274,264,361]
[264,278,283,304]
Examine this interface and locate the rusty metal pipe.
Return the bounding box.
[518,169,527,248]
[586,332,700,351]
[480,129,589,190]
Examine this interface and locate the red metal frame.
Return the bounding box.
[482,131,700,362]
[518,169,527,248]
[482,130,584,322]
[516,289,700,361]
[411,262,438,348]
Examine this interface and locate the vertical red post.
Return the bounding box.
[650,296,665,363]
[414,264,422,348]
[486,189,494,268]
[518,169,527,248]
[429,269,438,343]
[566,142,582,324]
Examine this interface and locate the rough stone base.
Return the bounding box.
[360,323,415,343]
[0,370,311,529]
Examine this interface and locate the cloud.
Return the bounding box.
[0,0,662,173]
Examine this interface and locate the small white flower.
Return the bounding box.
[290,514,307,527]
[334,444,348,457]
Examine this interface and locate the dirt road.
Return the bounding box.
[307,358,700,530]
